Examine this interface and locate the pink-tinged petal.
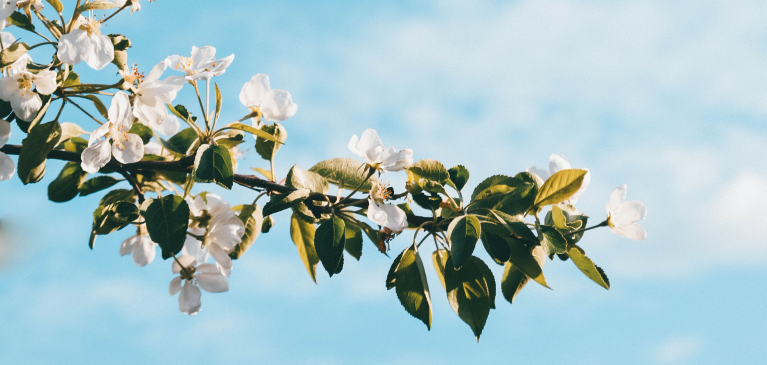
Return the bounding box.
[239,74,270,107]
[33,70,57,95]
[131,236,156,266]
[172,254,196,273]
[84,34,114,70]
[57,30,89,65]
[80,139,112,174]
[155,113,179,135]
[178,281,201,315]
[112,133,144,164]
[195,273,229,293]
[0,152,15,181]
[109,92,132,126]
[88,122,110,145]
[0,119,10,147]
[381,203,408,233]
[606,184,627,215]
[612,200,647,225]
[611,222,647,241]
[367,199,388,227]
[13,92,42,121]
[548,154,571,175]
[356,128,384,165]
[169,276,182,296]
[261,89,297,121]
[144,61,168,83]
[119,235,138,256]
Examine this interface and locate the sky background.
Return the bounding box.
[1,0,767,363]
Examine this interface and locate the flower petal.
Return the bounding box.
[155,113,179,135]
[119,235,137,256]
[81,139,112,174]
[366,199,389,227]
[261,89,297,121]
[33,70,57,95]
[172,254,196,273]
[195,272,229,293]
[612,200,647,225]
[239,73,270,107]
[611,222,647,241]
[109,91,132,126]
[606,184,627,215]
[0,152,15,181]
[548,154,571,175]
[112,133,144,164]
[57,30,89,66]
[131,236,156,266]
[13,92,42,121]
[208,242,233,274]
[210,54,234,76]
[178,281,202,315]
[381,203,408,233]
[144,61,168,83]
[196,263,220,274]
[0,119,10,148]
[169,276,182,296]
[192,45,216,67]
[84,34,114,70]
[356,129,383,165]
[88,122,110,146]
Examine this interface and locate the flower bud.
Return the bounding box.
[261,215,274,233]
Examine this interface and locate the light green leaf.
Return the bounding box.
[18,121,61,184]
[501,262,529,304]
[219,123,286,145]
[447,215,481,270]
[250,167,273,181]
[568,246,610,290]
[76,0,116,13]
[448,165,470,191]
[79,176,122,196]
[214,82,222,124]
[290,212,320,283]
[229,204,263,259]
[158,128,199,155]
[534,169,588,207]
[48,162,87,203]
[286,164,329,194]
[141,195,190,260]
[193,144,234,189]
[471,175,515,201]
[315,215,346,277]
[255,123,287,161]
[538,224,567,255]
[61,71,80,88]
[432,251,492,340]
[388,244,432,329]
[45,0,63,13]
[406,159,449,190]
[309,158,378,192]
[262,188,311,216]
[344,223,363,260]
[1,41,29,69]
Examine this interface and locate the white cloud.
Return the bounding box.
[653,336,701,364]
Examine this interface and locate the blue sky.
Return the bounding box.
[2,0,767,363]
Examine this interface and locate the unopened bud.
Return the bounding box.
[261,215,274,233]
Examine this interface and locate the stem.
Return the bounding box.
[566,220,609,236]
[119,169,145,204]
[339,168,376,204]
[205,78,210,127]
[52,100,67,122]
[63,96,104,125]
[68,0,82,33]
[102,2,130,23]
[192,81,209,131]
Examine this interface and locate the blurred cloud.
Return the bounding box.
[653,335,701,364]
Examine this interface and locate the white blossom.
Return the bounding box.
[57,15,114,70]
[239,73,297,123]
[0,119,14,181]
[0,1,22,30]
[81,91,144,173]
[169,255,229,316]
[367,181,407,233]
[527,153,591,205]
[605,184,647,241]
[348,128,413,172]
[1,32,32,72]
[119,225,157,266]
[113,0,141,13]
[166,46,234,81]
[0,65,57,121]
[122,61,185,133]
[183,193,245,277]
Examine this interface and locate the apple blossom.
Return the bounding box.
[0,32,31,72]
[605,184,647,241]
[120,225,157,267]
[113,0,141,13]
[57,15,114,70]
[527,153,591,204]
[0,65,57,121]
[122,62,185,133]
[185,193,245,277]
[239,73,297,124]
[80,91,145,173]
[166,46,234,81]
[0,119,14,181]
[169,255,229,316]
[0,1,21,30]
[367,180,407,233]
[348,128,413,172]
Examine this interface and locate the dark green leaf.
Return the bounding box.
[447,215,481,270]
[432,251,492,340]
[159,127,199,155]
[539,224,567,255]
[0,100,12,119]
[479,228,510,264]
[389,244,432,329]
[448,165,470,191]
[128,123,153,144]
[262,188,311,216]
[255,123,287,161]
[78,175,122,196]
[141,195,190,259]
[501,262,529,304]
[506,237,549,289]
[48,161,87,202]
[476,258,497,309]
[8,12,34,32]
[18,121,61,184]
[309,158,378,192]
[411,192,442,211]
[471,175,516,201]
[193,144,233,189]
[107,34,131,51]
[289,212,320,282]
[344,223,363,260]
[315,215,346,277]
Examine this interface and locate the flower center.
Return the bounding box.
[16,74,33,91]
[80,17,102,37]
[191,210,212,230]
[179,266,196,281]
[175,56,196,73]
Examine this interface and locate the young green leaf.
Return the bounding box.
[193,144,234,189]
[255,123,287,160]
[501,262,529,304]
[447,215,482,270]
[406,159,450,190]
[78,176,122,196]
[534,169,588,207]
[538,225,567,255]
[214,82,222,124]
[290,212,320,283]
[48,162,87,202]
[568,246,610,290]
[314,215,346,277]
[262,188,311,216]
[448,165,470,191]
[158,128,199,155]
[229,204,263,259]
[286,164,329,194]
[128,123,153,144]
[309,158,378,192]
[18,121,61,184]
[141,195,190,260]
[388,244,433,329]
[344,223,363,261]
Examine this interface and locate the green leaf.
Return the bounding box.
[315,215,346,277]
[255,123,287,160]
[141,195,190,260]
[61,71,80,88]
[229,204,263,259]
[479,228,510,264]
[448,165,470,191]
[289,212,320,283]
[411,192,442,211]
[471,175,516,201]
[447,215,481,270]
[45,0,63,13]
[547,204,589,245]
[487,210,537,242]
[108,34,131,51]
[169,104,190,120]
[0,100,12,119]
[110,201,139,223]
[8,12,34,32]
[262,188,311,216]
[81,95,110,120]
[388,244,432,329]
[538,224,567,255]
[78,176,122,196]
[76,0,116,13]
[309,158,378,192]
[0,41,29,68]
[406,159,449,190]
[193,144,234,189]
[568,246,610,290]
[251,167,273,181]
[501,262,529,304]
[128,123,153,144]
[476,258,497,309]
[18,121,61,184]
[59,122,86,142]
[432,251,492,340]
[534,169,588,207]
[506,237,549,289]
[90,190,137,241]
[48,162,87,202]
[495,173,538,216]
[158,127,199,155]
[286,164,329,194]
[344,223,363,260]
